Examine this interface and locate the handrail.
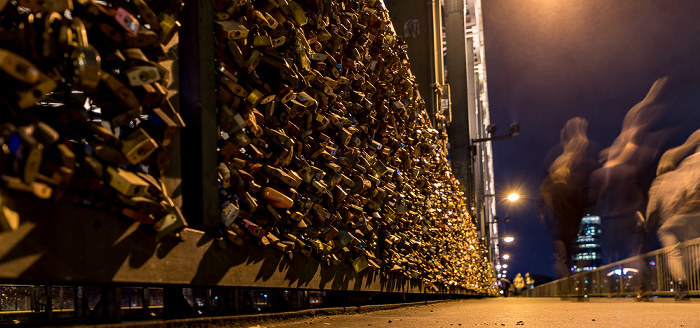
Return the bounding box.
[532,236,700,297]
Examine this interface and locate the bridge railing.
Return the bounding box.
[532,237,700,297]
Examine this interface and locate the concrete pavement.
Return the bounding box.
[264,297,700,328]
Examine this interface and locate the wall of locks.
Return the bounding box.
[213,0,496,295]
[0,0,496,295]
[0,0,186,240]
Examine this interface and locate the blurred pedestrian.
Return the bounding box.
[513,273,525,296]
[499,277,511,297]
[525,273,535,296]
[590,77,675,266]
[538,117,600,285]
[646,129,700,301]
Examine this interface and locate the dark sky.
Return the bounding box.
[482,0,700,279]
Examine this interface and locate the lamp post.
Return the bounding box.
[471,124,520,272]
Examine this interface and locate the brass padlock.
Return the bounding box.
[124,66,162,87]
[133,0,161,31]
[224,229,245,246]
[121,128,159,164]
[3,176,52,199]
[106,166,149,196]
[0,49,41,85]
[158,13,180,44]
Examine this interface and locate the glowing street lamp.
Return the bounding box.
[502,254,510,260]
[503,236,515,243]
[507,193,520,202]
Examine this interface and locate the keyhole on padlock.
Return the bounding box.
[124,18,137,31]
[14,62,28,75]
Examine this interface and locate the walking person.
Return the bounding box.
[525,273,535,296]
[646,129,700,301]
[499,277,511,297]
[513,273,525,296]
[538,117,600,297]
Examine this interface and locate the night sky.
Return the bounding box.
[482,0,700,279]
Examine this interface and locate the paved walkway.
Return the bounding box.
[265,297,700,328]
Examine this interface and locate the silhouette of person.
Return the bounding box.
[513,273,525,296]
[646,129,700,300]
[538,117,600,282]
[591,76,700,266]
[525,272,535,296]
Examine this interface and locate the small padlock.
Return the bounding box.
[121,128,159,164]
[106,166,150,196]
[157,13,180,44]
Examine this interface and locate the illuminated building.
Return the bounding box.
[572,215,602,273]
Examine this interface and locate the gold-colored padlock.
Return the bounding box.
[106,166,149,196]
[158,13,181,44]
[121,128,159,164]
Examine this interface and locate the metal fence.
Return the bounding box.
[532,237,700,297]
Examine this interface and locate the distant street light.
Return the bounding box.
[503,254,510,260]
[507,193,520,202]
[503,236,515,243]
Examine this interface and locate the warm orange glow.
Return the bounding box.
[507,193,520,202]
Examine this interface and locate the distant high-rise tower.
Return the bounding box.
[572,215,602,273]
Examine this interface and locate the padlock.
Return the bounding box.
[0,49,42,85]
[240,191,258,213]
[117,194,167,216]
[262,165,300,187]
[265,127,294,149]
[265,231,280,245]
[2,176,53,199]
[98,73,141,125]
[224,228,245,246]
[146,107,179,148]
[123,66,161,87]
[320,226,339,242]
[132,0,160,31]
[106,166,149,196]
[11,127,43,184]
[132,172,162,199]
[261,187,293,208]
[241,218,264,238]
[246,49,263,74]
[153,204,187,241]
[124,27,160,48]
[216,19,249,40]
[218,162,232,188]
[19,0,73,12]
[15,71,57,110]
[157,12,180,44]
[121,128,159,164]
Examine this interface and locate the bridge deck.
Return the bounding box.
[268,297,700,328]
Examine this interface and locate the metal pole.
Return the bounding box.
[178,0,217,232]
